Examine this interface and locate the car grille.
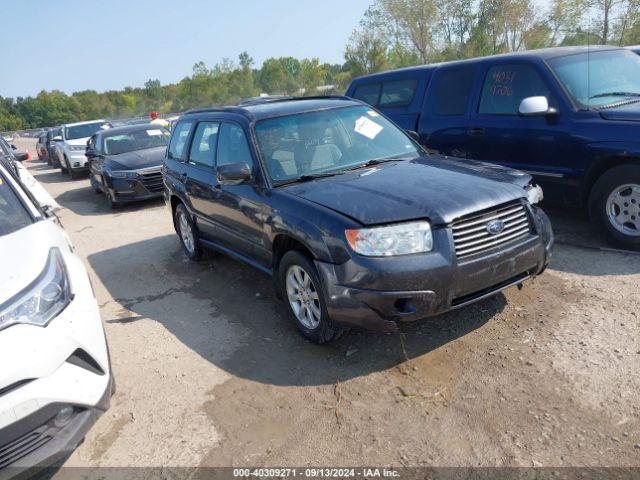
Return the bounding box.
[452,201,532,259]
[0,425,53,469]
[138,168,163,193]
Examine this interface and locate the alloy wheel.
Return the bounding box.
[286,265,321,329]
[606,184,640,237]
[178,212,195,254]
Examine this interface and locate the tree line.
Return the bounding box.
[2,0,639,131]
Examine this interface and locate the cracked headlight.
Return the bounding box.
[526,184,544,205]
[346,221,433,256]
[0,248,72,331]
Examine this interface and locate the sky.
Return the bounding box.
[0,0,372,98]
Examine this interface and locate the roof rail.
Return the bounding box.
[183,106,249,115]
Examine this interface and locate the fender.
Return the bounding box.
[580,141,640,203]
[264,192,356,265]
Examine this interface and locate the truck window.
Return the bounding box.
[479,64,553,115]
[430,66,476,115]
[352,83,381,106]
[379,79,418,107]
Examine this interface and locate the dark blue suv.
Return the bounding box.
[346,46,640,249]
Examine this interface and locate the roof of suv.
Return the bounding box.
[184,96,363,121]
[350,45,624,82]
[61,119,108,128]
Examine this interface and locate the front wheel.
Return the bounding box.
[590,164,640,250]
[279,250,344,344]
[174,203,201,260]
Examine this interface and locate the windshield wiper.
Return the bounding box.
[589,91,640,99]
[344,154,417,171]
[275,171,344,186]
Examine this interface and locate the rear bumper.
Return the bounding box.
[0,378,112,480]
[315,205,553,332]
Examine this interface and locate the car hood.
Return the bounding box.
[283,155,529,226]
[0,221,67,304]
[599,101,640,122]
[106,146,166,170]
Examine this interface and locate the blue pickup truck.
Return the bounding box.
[346,46,640,249]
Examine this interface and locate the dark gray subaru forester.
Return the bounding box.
[163,97,553,343]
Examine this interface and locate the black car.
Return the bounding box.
[86,124,170,208]
[45,127,62,167]
[163,97,553,343]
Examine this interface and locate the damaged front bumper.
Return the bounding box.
[315,205,553,332]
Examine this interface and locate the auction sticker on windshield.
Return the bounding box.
[354,116,383,139]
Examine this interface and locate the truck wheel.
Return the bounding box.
[60,157,68,174]
[278,250,344,344]
[589,164,640,250]
[174,203,201,260]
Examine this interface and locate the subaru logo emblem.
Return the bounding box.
[486,219,505,235]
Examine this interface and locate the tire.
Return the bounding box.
[174,203,201,260]
[60,158,68,174]
[105,187,122,209]
[589,164,640,250]
[278,250,344,344]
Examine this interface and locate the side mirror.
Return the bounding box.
[85,148,96,159]
[518,96,557,117]
[52,135,62,141]
[217,162,251,185]
[406,130,420,142]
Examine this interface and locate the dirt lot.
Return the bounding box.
[14,137,640,469]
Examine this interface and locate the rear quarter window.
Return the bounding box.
[429,66,477,116]
[379,79,418,107]
[168,120,194,160]
[352,83,382,106]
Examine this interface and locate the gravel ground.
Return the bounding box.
[13,137,640,470]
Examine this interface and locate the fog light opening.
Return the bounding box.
[73,162,80,167]
[394,298,413,314]
[54,406,75,427]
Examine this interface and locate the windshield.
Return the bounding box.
[255,105,420,183]
[65,122,110,140]
[0,172,33,237]
[103,128,170,155]
[548,49,640,108]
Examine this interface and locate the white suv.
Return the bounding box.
[0,164,112,476]
[52,120,111,179]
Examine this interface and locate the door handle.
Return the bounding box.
[467,127,485,137]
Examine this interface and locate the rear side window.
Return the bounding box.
[479,64,553,115]
[188,122,219,168]
[352,83,381,106]
[379,79,418,107]
[217,123,253,168]
[168,121,193,160]
[430,66,476,115]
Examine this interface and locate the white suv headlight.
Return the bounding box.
[346,221,433,256]
[0,248,72,331]
[526,184,544,205]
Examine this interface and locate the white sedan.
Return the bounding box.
[0,164,112,475]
